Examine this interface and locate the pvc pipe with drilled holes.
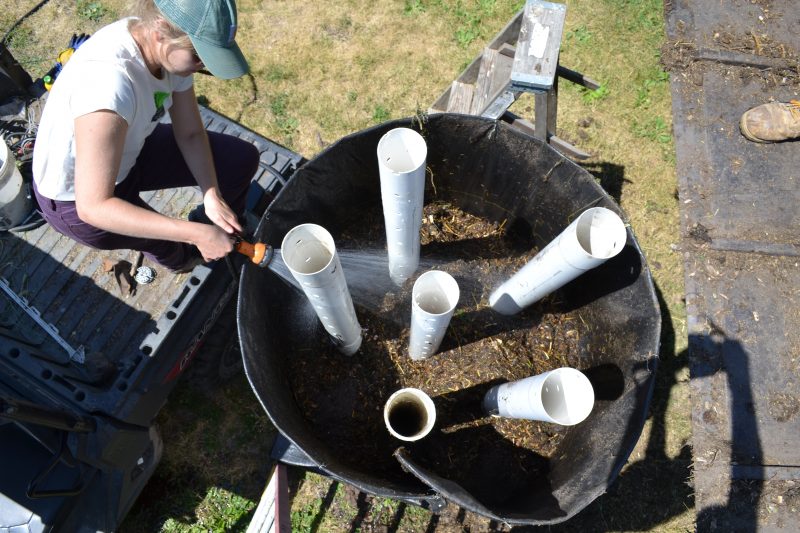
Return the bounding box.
[483,367,594,425]
[377,128,427,286]
[489,207,626,315]
[281,224,362,355]
[408,270,460,361]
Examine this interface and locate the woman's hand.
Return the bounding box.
[203,187,242,235]
[193,223,236,262]
[202,187,242,235]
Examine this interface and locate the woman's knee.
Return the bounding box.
[211,133,259,180]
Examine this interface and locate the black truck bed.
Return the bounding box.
[5,107,293,360]
[1,106,300,415]
[0,106,303,532]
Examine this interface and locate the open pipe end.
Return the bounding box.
[384,388,436,442]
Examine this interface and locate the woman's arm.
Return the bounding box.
[169,86,242,235]
[73,109,234,261]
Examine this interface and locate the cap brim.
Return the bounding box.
[192,39,249,80]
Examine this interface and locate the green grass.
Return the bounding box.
[635,68,670,108]
[118,373,276,533]
[403,0,426,16]
[263,62,297,83]
[581,83,610,103]
[76,0,109,22]
[565,24,592,44]
[269,92,300,146]
[196,488,255,532]
[634,115,672,144]
[291,500,322,533]
[4,25,34,49]
[372,103,392,123]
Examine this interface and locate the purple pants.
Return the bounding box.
[33,124,259,270]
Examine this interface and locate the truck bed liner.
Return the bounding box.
[0,105,302,413]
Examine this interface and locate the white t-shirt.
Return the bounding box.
[33,18,194,201]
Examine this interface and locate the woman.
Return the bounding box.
[32,0,259,272]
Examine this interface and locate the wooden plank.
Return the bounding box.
[482,91,517,120]
[511,0,566,91]
[470,46,517,115]
[501,111,591,160]
[274,464,290,533]
[445,80,475,114]
[428,10,523,113]
[470,49,498,114]
[428,84,451,114]
[498,43,516,58]
[486,10,525,50]
[247,464,290,533]
[490,48,515,99]
[247,465,277,533]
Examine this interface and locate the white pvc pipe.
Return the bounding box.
[483,367,595,425]
[489,207,626,315]
[0,137,32,230]
[377,128,427,286]
[281,224,362,355]
[408,270,460,361]
[383,387,437,441]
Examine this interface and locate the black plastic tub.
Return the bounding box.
[238,114,660,525]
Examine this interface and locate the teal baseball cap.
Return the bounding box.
[154,0,248,79]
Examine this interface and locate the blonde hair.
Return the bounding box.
[128,0,193,49]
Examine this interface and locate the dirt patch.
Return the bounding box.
[661,24,800,92]
[286,201,588,504]
[767,392,800,423]
[712,30,795,59]
[758,480,800,526]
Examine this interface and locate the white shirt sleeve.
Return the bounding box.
[68,62,137,125]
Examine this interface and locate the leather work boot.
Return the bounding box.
[739,100,800,142]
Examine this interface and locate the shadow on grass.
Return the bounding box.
[118,372,278,533]
[583,162,630,205]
